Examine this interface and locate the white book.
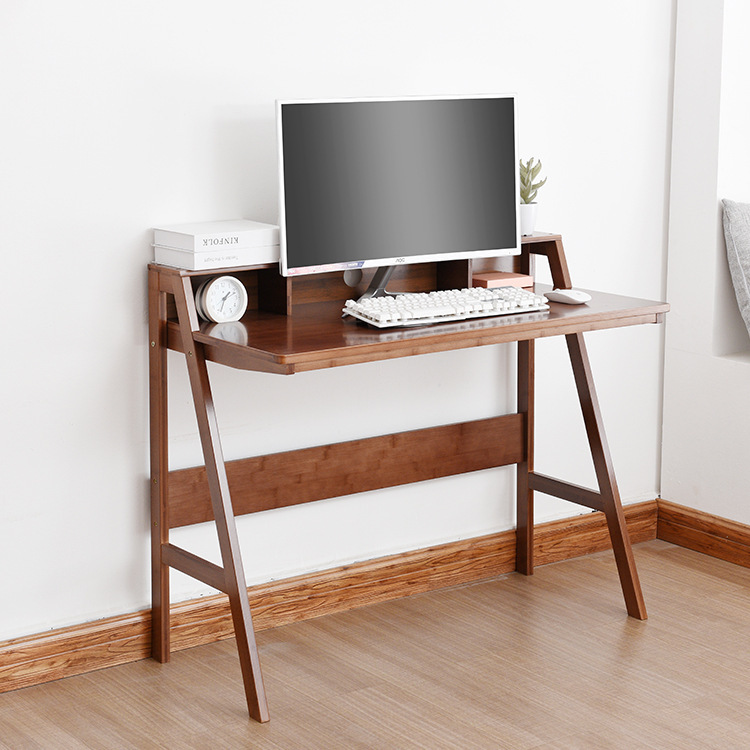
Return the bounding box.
[153,219,279,252]
[154,243,279,271]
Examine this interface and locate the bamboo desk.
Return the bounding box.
[148,234,669,722]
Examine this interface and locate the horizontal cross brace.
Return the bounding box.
[528,472,605,512]
[161,543,227,592]
[167,414,525,528]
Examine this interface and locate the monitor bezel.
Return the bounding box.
[276,93,521,278]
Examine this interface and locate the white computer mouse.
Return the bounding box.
[544,288,592,305]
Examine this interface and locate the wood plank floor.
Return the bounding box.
[2,540,750,749]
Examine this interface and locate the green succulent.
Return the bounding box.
[519,157,547,204]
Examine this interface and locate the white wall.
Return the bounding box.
[0,0,674,641]
[661,0,750,522]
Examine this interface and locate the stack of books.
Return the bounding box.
[472,271,534,289]
[153,219,280,270]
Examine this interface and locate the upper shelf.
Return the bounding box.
[150,232,669,375]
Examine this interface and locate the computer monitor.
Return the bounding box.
[276,94,520,295]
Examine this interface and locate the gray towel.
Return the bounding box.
[722,198,750,338]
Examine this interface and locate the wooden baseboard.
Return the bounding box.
[0,501,658,694]
[657,498,750,568]
[6,499,746,696]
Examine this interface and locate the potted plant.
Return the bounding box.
[519,157,547,236]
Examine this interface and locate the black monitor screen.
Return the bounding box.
[277,95,519,276]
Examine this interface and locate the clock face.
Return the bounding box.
[197,276,248,323]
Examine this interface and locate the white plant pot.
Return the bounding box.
[519,203,538,236]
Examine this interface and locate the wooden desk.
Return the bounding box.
[148,234,668,722]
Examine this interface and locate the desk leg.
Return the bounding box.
[149,269,171,662]
[516,339,535,575]
[566,333,647,620]
[172,277,270,722]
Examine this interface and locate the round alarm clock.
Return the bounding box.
[195,276,248,323]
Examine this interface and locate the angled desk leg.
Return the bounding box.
[161,274,270,723]
[566,333,647,619]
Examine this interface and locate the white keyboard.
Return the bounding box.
[343,286,549,328]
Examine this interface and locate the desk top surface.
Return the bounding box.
[167,285,668,375]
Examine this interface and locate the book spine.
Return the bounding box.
[154,229,279,252]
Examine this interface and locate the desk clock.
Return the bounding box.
[195,275,248,323]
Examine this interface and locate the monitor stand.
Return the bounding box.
[357,265,397,301]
